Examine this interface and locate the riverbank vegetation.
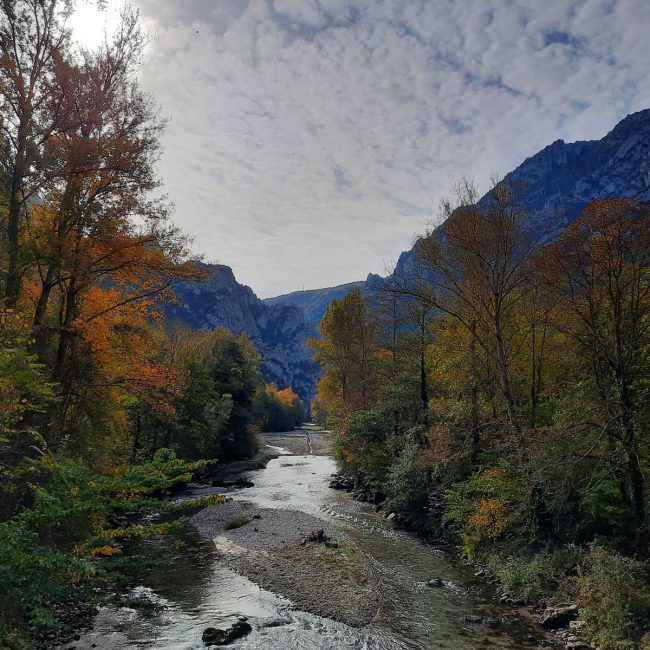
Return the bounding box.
[0,2,303,646]
[310,185,650,649]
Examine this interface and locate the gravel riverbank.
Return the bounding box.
[192,430,383,626]
[192,500,382,627]
[260,429,332,456]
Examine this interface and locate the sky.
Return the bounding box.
[70,0,650,298]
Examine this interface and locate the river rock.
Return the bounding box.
[261,615,292,628]
[464,614,483,624]
[202,620,252,646]
[541,604,578,629]
[427,578,444,587]
[328,475,353,490]
[211,478,255,489]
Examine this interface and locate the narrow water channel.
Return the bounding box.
[71,436,546,649]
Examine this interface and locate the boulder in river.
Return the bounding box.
[202,620,252,646]
[427,578,444,588]
[540,603,578,629]
[306,528,329,543]
[464,614,484,624]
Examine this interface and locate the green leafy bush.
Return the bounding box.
[334,408,392,489]
[0,449,218,642]
[487,546,582,602]
[385,434,431,517]
[577,545,650,650]
[0,518,94,632]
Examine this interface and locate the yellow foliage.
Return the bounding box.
[89,545,122,557]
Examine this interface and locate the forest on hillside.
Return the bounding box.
[310,182,650,650]
[0,3,303,647]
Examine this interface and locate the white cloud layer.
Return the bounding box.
[98,0,650,297]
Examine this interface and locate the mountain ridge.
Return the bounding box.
[264,279,366,330]
[169,108,650,402]
[167,262,320,402]
[390,107,650,281]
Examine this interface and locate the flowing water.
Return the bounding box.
[72,439,546,649]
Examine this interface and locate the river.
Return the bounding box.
[70,432,546,649]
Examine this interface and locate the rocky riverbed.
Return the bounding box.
[192,502,381,626]
[192,430,382,627]
[65,429,561,649]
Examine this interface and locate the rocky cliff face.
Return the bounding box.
[502,108,650,230]
[170,109,650,403]
[263,280,366,332]
[167,263,320,402]
[391,108,650,281]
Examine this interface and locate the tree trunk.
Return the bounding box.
[31,266,57,361]
[494,315,519,431]
[420,346,428,429]
[4,126,28,307]
[32,178,78,361]
[469,320,480,461]
[619,388,646,548]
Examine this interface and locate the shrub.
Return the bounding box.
[0,517,95,635]
[577,545,650,650]
[335,408,392,488]
[0,449,219,641]
[445,466,527,555]
[385,435,431,517]
[486,546,582,602]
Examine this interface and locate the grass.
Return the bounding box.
[315,543,367,583]
[224,516,252,530]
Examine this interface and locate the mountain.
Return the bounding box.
[167,263,320,402]
[263,280,366,332]
[392,108,650,281]
[169,109,650,403]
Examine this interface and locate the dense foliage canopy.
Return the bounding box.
[311,188,650,649]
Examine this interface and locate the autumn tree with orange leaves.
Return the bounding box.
[253,383,304,432]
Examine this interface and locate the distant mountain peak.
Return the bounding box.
[170,109,650,403]
[167,263,319,402]
[264,280,366,328]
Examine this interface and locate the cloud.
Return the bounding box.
[116,0,650,297]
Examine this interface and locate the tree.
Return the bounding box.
[0,0,72,307]
[207,329,261,460]
[18,10,197,443]
[309,287,379,414]
[538,198,650,544]
[411,180,541,431]
[253,383,304,432]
